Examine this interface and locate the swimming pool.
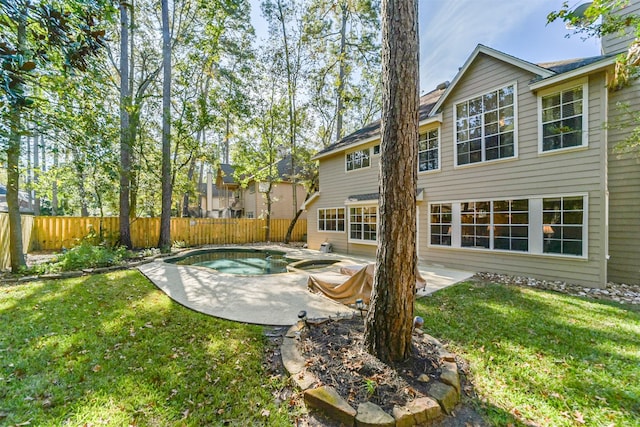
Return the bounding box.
[167,248,294,275]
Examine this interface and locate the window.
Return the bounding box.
[318,208,345,232]
[418,128,439,172]
[248,183,255,194]
[246,211,254,219]
[540,85,586,152]
[461,201,491,248]
[430,203,451,246]
[493,199,529,252]
[429,195,584,257]
[543,196,584,255]
[346,148,371,171]
[373,145,380,155]
[349,206,377,242]
[455,84,515,166]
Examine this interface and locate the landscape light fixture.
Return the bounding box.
[298,310,308,328]
[413,316,424,332]
[355,298,365,317]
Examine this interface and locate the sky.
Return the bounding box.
[249,0,602,92]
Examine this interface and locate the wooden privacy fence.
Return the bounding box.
[29,216,307,251]
[0,213,34,270]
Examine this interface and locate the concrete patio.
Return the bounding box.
[138,246,474,326]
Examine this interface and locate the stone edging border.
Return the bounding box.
[282,321,462,426]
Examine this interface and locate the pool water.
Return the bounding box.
[171,249,293,275]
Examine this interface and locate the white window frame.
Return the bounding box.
[347,204,378,245]
[537,78,589,155]
[429,203,452,246]
[427,193,587,259]
[541,195,588,257]
[345,148,371,172]
[373,144,380,155]
[317,207,346,233]
[418,127,441,173]
[453,82,519,168]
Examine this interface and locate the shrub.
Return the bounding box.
[27,242,130,274]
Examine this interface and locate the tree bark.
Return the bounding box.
[363,0,419,363]
[52,140,58,215]
[335,0,348,141]
[158,0,172,252]
[33,133,40,215]
[119,1,133,248]
[6,6,27,271]
[7,104,25,271]
[182,141,198,217]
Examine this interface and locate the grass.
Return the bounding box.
[415,280,640,427]
[3,270,638,427]
[0,270,295,426]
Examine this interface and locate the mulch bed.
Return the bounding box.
[297,317,444,413]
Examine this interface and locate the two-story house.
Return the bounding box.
[304,19,640,288]
[198,156,307,220]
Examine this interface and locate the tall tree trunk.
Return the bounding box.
[275,0,299,231]
[73,149,89,217]
[119,1,133,248]
[33,133,40,215]
[26,134,32,209]
[52,140,59,216]
[363,0,419,363]
[158,0,172,252]
[335,0,348,141]
[6,6,27,271]
[129,109,140,218]
[182,134,199,217]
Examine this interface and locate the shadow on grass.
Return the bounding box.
[0,270,292,426]
[416,281,640,426]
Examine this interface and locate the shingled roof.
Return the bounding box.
[314,86,446,159]
[537,54,612,74]
[313,48,614,160]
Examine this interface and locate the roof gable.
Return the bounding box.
[429,44,555,114]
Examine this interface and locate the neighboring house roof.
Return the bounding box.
[218,164,237,184]
[313,44,616,160]
[248,154,304,183]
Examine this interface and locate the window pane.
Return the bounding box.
[542,93,560,109]
[512,199,528,211]
[456,103,468,118]
[484,92,497,111]
[499,86,514,106]
[469,97,483,115]
[563,240,582,255]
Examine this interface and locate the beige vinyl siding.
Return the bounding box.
[417,54,608,287]
[601,0,640,55]
[307,145,380,256]
[607,77,640,284]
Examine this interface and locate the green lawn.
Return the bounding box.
[416,281,640,427]
[3,271,639,427]
[0,270,294,426]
